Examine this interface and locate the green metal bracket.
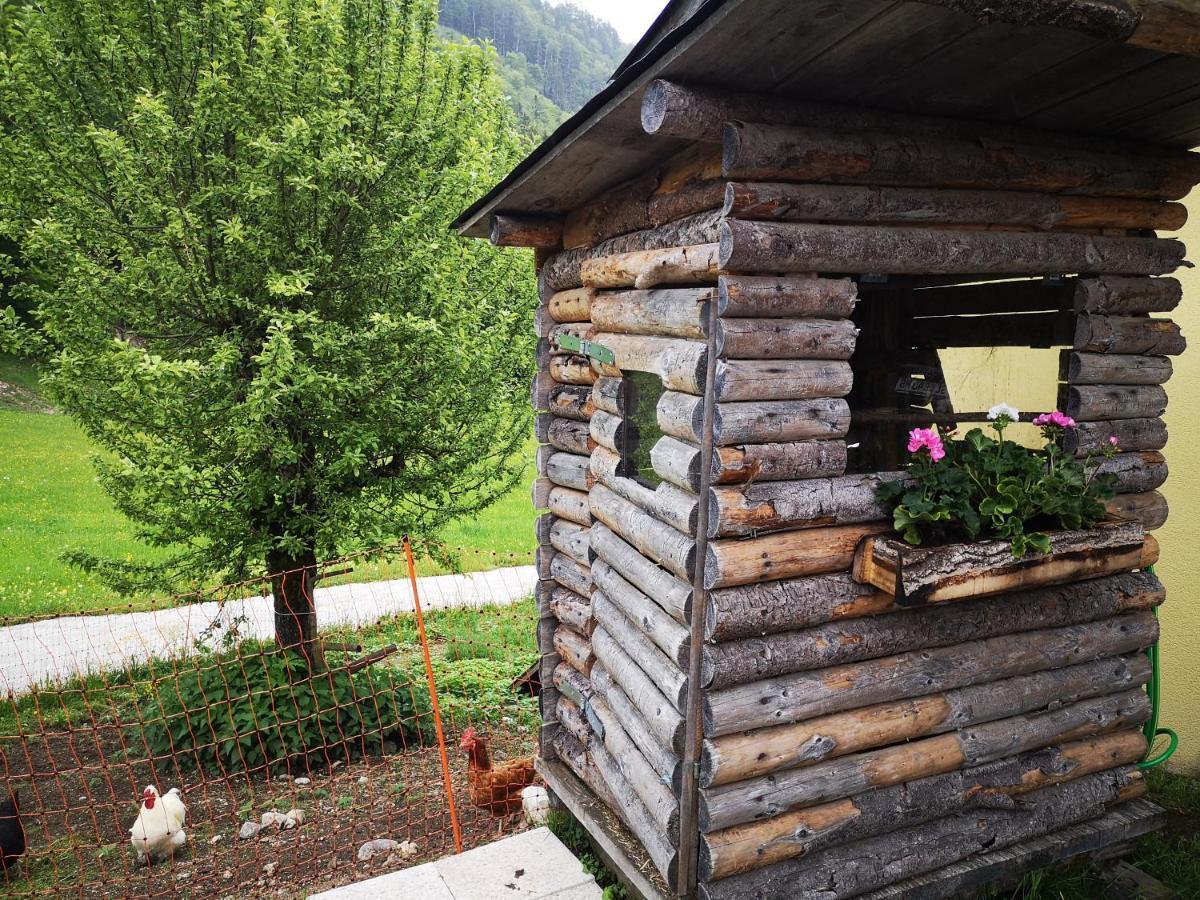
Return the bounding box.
[554,332,615,366]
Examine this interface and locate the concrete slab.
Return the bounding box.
[307,829,602,900]
[433,828,600,900]
[309,862,454,899]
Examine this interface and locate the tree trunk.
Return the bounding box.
[268,547,325,673]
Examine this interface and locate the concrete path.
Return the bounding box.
[309,828,603,900]
[0,566,537,695]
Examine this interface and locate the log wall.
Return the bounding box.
[509,78,1194,899]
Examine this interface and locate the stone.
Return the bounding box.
[285,808,306,826]
[261,811,292,829]
[357,839,402,862]
[294,777,311,786]
[263,862,278,877]
[238,821,262,840]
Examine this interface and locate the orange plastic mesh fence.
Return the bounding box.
[0,542,541,897]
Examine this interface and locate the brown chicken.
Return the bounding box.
[460,727,538,816]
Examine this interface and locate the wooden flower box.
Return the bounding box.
[853,521,1158,606]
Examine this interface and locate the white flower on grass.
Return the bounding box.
[987,402,1020,422]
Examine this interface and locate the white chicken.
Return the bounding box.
[521,785,551,826]
[129,786,187,865]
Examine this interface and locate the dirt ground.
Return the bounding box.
[0,720,538,898]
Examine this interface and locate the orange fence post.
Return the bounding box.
[404,536,465,854]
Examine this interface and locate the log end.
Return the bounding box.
[720,181,737,217]
[640,78,672,136]
[720,121,744,178]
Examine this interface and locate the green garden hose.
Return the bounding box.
[1139,565,1178,770]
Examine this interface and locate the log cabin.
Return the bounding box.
[457,2,1200,896]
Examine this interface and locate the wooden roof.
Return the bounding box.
[455,0,1200,239]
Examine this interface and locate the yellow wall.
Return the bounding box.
[936,201,1200,769]
[1155,188,1200,772]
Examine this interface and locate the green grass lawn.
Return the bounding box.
[0,353,537,620]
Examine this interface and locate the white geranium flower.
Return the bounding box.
[987,402,1020,422]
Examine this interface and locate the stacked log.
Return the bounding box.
[530,213,727,890]
[532,265,600,763]
[1053,276,1180,530]
[502,78,1194,899]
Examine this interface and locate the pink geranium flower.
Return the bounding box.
[1033,410,1077,429]
[907,427,945,462]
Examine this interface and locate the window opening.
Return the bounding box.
[621,371,666,488]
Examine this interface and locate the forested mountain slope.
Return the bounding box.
[440,0,628,134]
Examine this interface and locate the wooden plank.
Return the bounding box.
[1062,352,1174,385]
[540,211,723,295]
[700,731,1148,879]
[659,392,851,447]
[1075,315,1186,356]
[589,332,708,395]
[590,288,709,340]
[698,768,1146,900]
[705,522,890,590]
[853,523,1153,605]
[1107,491,1170,530]
[547,288,596,324]
[702,652,1152,789]
[1067,417,1168,455]
[551,732,679,891]
[717,275,857,318]
[490,214,563,248]
[723,181,1187,231]
[1060,384,1168,421]
[549,354,597,386]
[707,472,901,538]
[718,318,859,360]
[592,559,690,668]
[723,122,1200,199]
[706,572,891,642]
[1090,451,1169,494]
[582,244,720,291]
[855,799,1164,900]
[536,757,674,900]
[1075,277,1182,314]
[713,359,854,402]
[704,611,1159,736]
[651,436,848,492]
[589,523,692,625]
[562,143,724,250]
[700,689,1149,833]
[703,570,1163,688]
[640,77,1184,157]
[719,220,1185,277]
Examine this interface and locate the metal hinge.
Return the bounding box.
[554,332,615,366]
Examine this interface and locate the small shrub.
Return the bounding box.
[879,406,1118,557]
[142,646,431,774]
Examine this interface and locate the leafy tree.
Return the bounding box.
[0,0,535,670]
